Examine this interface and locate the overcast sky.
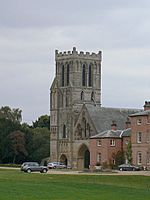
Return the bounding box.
[0,0,150,124]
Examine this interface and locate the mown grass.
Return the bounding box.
[0,169,150,200]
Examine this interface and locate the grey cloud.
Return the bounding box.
[0,0,150,123]
[0,0,149,28]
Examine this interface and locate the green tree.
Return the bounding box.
[0,107,50,164]
[32,115,50,130]
[126,140,132,164]
[0,118,21,163]
[0,106,22,123]
[113,150,125,168]
[9,130,28,163]
[29,127,50,163]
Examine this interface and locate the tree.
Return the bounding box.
[9,130,28,164]
[113,150,125,168]
[126,140,132,164]
[0,106,22,123]
[0,118,21,163]
[0,107,50,164]
[32,115,50,130]
[29,127,50,163]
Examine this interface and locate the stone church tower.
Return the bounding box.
[50,47,102,168]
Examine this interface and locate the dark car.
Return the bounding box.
[118,164,140,171]
[21,162,48,173]
[47,162,67,169]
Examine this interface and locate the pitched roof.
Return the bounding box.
[85,104,140,133]
[130,110,150,117]
[90,128,131,139]
[121,128,131,137]
[90,130,122,139]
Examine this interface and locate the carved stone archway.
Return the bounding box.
[77,144,90,170]
[60,154,68,166]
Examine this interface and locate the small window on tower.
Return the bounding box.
[82,64,86,86]
[88,64,92,87]
[62,65,64,86]
[91,91,94,101]
[67,64,70,86]
[81,91,84,101]
[63,124,67,138]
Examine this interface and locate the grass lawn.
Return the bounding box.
[0,169,150,200]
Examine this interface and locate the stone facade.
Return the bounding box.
[50,47,144,170]
[50,47,102,169]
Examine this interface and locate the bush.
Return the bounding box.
[0,163,21,168]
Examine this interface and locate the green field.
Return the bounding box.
[0,169,150,200]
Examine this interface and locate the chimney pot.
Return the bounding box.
[144,101,150,111]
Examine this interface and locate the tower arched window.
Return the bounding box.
[84,119,87,138]
[59,92,63,108]
[62,65,64,86]
[66,91,70,107]
[82,118,86,138]
[91,91,94,101]
[77,124,82,139]
[81,91,84,101]
[87,123,91,137]
[67,64,70,86]
[88,64,92,86]
[82,64,86,86]
[63,124,66,138]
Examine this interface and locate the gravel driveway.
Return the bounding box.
[47,169,150,176]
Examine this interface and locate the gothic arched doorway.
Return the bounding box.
[60,154,68,166]
[77,144,90,170]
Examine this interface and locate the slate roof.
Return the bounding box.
[121,128,131,137]
[130,110,150,117]
[90,130,122,139]
[85,104,141,134]
[90,128,131,139]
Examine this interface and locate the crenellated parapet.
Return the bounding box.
[55,47,102,61]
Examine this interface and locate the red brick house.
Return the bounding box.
[130,101,150,170]
[89,122,131,169]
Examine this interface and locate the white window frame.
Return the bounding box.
[97,139,101,146]
[137,132,142,143]
[137,152,142,165]
[137,118,142,125]
[110,139,115,146]
[97,153,101,163]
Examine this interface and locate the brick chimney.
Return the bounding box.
[125,117,131,129]
[111,121,117,131]
[144,101,150,111]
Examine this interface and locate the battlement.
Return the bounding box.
[55,47,102,60]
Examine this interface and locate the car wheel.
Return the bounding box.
[42,169,47,173]
[27,169,31,173]
[119,168,123,171]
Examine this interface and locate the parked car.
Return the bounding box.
[21,162,35,171]
[21,162,48,173]
[118,164,140,171]
[47,162,67,169]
